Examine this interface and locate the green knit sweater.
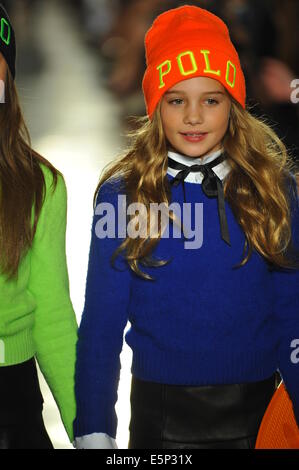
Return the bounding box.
[0,163,78,443]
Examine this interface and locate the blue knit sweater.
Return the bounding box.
[73,152,299,446]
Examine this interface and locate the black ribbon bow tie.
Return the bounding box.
[168,152,231,246]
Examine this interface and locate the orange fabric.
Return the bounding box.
[255,382,299,449]
[142,5,246,119]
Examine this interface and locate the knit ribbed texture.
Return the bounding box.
[74,172,299,440]
[0,328,35,365]
[0,164,78,442]
[255,383,299,448]
[142,5,246,118]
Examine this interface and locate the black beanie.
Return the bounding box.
[0,4,16,79]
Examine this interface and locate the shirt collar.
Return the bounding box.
[167,147,232,184]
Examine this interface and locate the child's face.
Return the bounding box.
[160,76,231,158]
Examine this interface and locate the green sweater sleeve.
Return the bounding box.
[28,165,78,443]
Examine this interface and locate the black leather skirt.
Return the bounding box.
[128,372,279,449]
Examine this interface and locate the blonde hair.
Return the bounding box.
[94,99,299,281]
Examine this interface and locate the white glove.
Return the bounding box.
[73,432,118,449]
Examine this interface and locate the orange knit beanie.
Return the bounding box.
[142,5,246,119]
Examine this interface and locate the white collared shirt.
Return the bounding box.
[167,147,232,183]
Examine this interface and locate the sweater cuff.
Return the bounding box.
[73,432,118,449]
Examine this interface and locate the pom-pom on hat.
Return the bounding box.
[142,5,246,119]
[0,4,16,79]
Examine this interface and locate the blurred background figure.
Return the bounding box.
[3,0,298,449]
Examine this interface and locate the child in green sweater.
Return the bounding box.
[0,5,78,448]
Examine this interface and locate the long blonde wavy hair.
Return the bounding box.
[94,99,299,281]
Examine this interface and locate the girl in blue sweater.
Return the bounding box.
[73,5,299,449]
